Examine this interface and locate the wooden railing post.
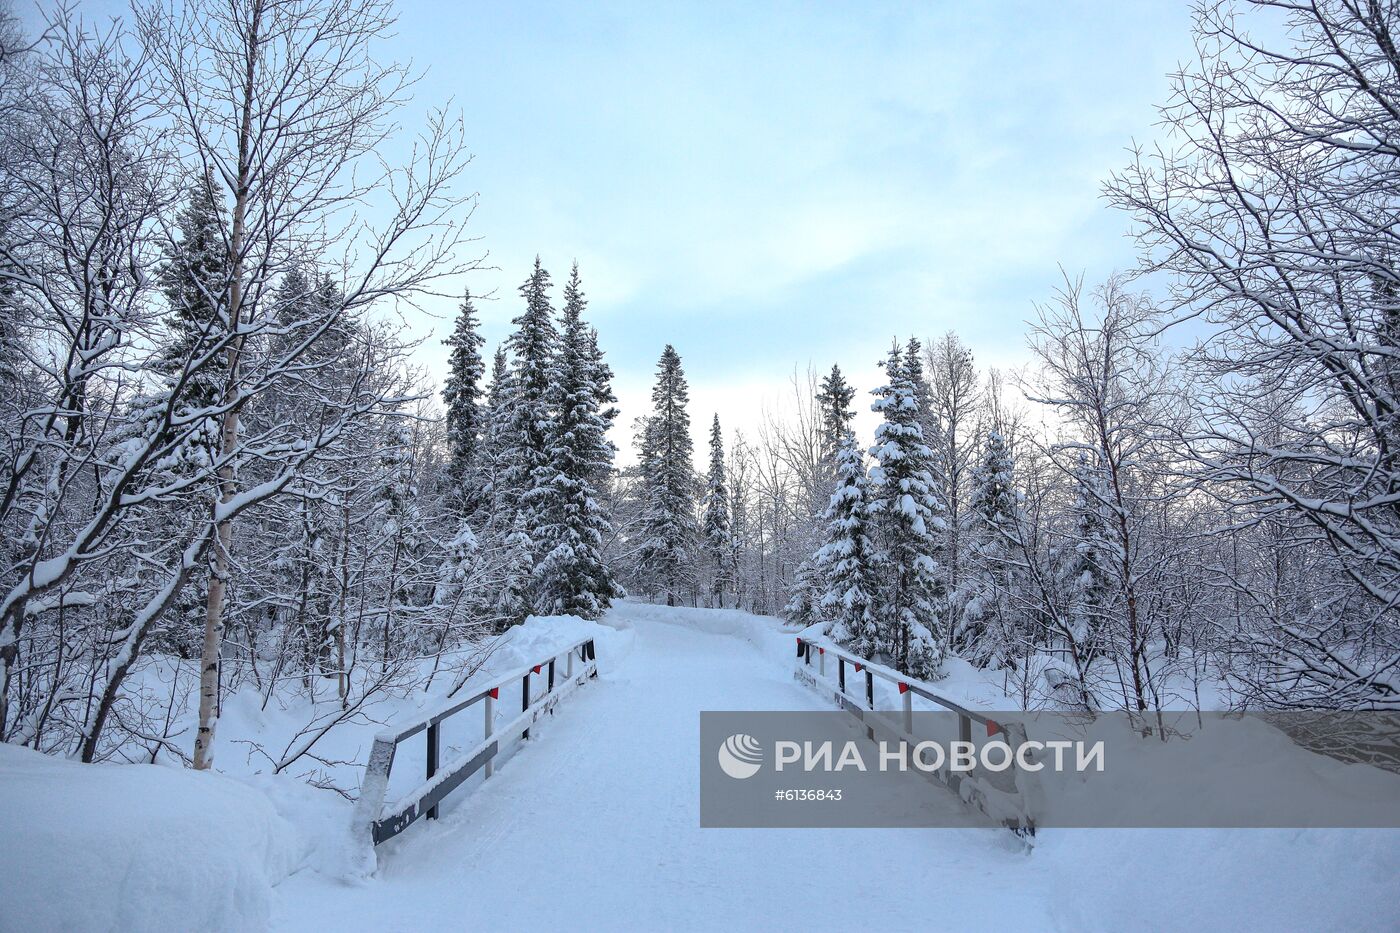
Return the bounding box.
[818,647,825,677]
[548,657,556,693]
[959,713,972,746]
[865,669,874,709]
[426,721,440,820]
[484,691,495,779]
[522,671,532,740]
[838,657,846,694]
[902,687,914,734]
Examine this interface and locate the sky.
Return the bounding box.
[26,0,1201,460]
[380,0,1198,457]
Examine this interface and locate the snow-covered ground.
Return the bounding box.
[3,601,1398,932]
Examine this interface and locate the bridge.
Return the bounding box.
[272,602,1053,930]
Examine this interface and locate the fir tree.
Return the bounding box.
[701,414,733,607]
[955,430,1019,666]
[817,429,880,655]
[636,344,697,606]
[533,263,619,619]
[442,288,486,515]
[816,364,857,467]
[1063,450,1110,663]
[480,345,514,532]
[787,364,859,624]
[496,511,534,631]
[157,177,230,413]
[499,257,559,602]
[868,342,948,679]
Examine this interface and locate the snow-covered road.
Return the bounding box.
[272,602,1050,931]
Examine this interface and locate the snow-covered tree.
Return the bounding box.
[868,343,947,679]
[924,332,981,600]
[954,430,1020,667]
[496,257,559,609]
[816,364,856,467]
[479,345,515,532]
[635,344,696,606]
[442,288,486,516]
[156,176,230,416]
[533,263,619,619]
[817,430,879,655]
[1060,450,1110,666]
[701,414,733,607]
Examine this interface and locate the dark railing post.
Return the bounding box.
[865,669,874,709]
[426,721,440,820]
[838,657,846,694]
[522,671,531,740]
[548,658,556,692]
[959,713,972,746]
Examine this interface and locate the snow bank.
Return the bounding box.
[610,600,794,664]
[1041,827,1400,931]
[0,743,299,932]
[478,612,635,680]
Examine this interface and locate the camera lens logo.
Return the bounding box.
[717,733,763,779]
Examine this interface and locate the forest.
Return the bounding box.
[1,0,1398,789]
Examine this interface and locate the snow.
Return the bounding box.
[0,742,299,932]
[3,602,1398,932]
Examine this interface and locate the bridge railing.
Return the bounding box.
[354,637,598,846]
[794,636,1037,835]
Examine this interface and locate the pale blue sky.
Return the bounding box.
[30,0,1199,450]
[383,0,1197,448]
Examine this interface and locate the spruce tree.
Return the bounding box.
[480,345,514,532]
[157,177,230,414]
[701,414,733,607]
[499,257,559,600]
[787,364,860,625]
[955,430,1019,666]
[533,264,619,619]
[1063,450,1110,663]
[816,364,857,467]
[442,288,486,515]
[816,429,880,655]
[868,343,948,679]
[496,512,534,631]
[636,344,697,606]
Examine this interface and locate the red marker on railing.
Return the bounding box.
[986,719,1000,737]
[488,687,499,699]
[898,682,909,694]
[853,663,863,672]
[532,664,542,674]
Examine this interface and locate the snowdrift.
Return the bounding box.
[0,742,299,932]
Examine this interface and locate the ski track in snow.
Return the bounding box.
[272,602,1047,931]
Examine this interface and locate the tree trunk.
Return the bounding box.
[194,0,261,771]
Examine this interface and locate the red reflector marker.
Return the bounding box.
[818,647,825,655]
[853,663,863,672]
[532,664,542,674]
[488,687,499,699]
[898,682,909,694]
[986,720,1001,737]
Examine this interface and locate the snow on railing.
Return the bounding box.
[355,638,598,846]
[794,636,1038,836]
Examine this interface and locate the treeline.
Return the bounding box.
[0,0,623,770]
[618,1,1400,715]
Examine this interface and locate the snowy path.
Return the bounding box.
[272,604,1050,931]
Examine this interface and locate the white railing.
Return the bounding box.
[794,636,1037,835]
[354,637,598,845]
